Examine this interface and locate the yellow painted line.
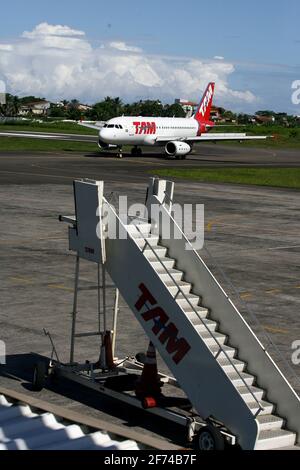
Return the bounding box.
[265,289,282,295]
[206,217,225,232]
[47,283,73,292]
[263,325,289,335]
[240,293,252,299]
[205,215,243,232]
[125,159,165,166]
[294,285,300,289]
[206,221,214,232]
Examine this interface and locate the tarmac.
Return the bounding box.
[0,144,299,447]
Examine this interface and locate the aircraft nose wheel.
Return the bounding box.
[196,425,225,451]
[116,147,123,158]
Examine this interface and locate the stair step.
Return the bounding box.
[176,293,200,308]
[144,247,167,259]
[226,371,254,387]
[209,344,236,359]
[126,223,151,236]
[256,429,296,450]
[201,331,227,347]
[135,235,159,247]
[236,385,264,403]
[217,357,245,373]
[248,399,274,416]
[256,414,284,431]
[150,257,175,269]
[191,317,216,330]
[164,280,191,296]
[157,268,183,282]
[185,308,209,322]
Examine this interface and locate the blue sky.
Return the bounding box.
[1,0,300,113]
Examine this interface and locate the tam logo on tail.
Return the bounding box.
[194,82,215,130]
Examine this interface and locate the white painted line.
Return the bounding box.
[268,245,300,250]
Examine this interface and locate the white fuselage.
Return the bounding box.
[99,116,199,147]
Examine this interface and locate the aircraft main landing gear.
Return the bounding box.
[117,147,123,158]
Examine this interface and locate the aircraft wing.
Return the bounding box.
[0,130,98,143]
[187,133,269,142]
[78,121,104,131]
[156,133,269,143]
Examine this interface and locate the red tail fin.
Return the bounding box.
[194,82,215,123]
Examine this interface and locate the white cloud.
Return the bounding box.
[0,44,13,51]
[214,56,224,60]
[0,22,256,107]
[109,41,142,53]
[22,22,85,38]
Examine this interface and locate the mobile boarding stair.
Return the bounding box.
[43,178,300,450]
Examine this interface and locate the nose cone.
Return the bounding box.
[99,127,109,142]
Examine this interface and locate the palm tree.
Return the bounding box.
[3,94,20,116]
[69,99,80,109]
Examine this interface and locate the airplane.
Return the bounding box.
[79,82,269,159]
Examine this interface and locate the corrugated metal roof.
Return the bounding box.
[0,394,139,450]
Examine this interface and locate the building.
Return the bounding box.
[175,99,198,117]
[19,100,51,116]
[77,104,92,112]
[210,106,225,122]
[254,114,275,124]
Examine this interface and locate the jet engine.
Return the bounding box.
[98,139,118,150]
[165,141,191,159]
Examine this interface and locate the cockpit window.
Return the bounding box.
[105,123,123,129]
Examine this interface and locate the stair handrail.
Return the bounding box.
[158,192,300,391]
[133,223,264,415]
[202,245,300,389]
[159,190,300,390]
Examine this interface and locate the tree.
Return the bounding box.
[0,94,20,116]
[255,110,275,116]
[162,103,185,117]
[69,99,80,109]
[223,110,237,121]
[88,97,124,121]
[237,113,252,124]
[19,96,45,105]
[122,102,142,116]
[67,107,82,120]
[49,105,66,118]
[138,100,163,116]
